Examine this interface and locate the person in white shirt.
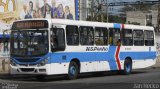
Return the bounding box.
[45,4,51,19]
[20,5,27,19]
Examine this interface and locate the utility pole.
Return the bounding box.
[106,0,108,22]
[158,3,160,33]
[91,0,94,21]
[101,0,103,22]
[101,0,108,22]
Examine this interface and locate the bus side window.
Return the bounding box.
[51,28,65,52]
[95,27,108,46]
[80,26,94,45]
[109,28,121,46]
[66,25,79,45]
[144,31,154,46]
[133,30,144,46]
[122,29,133,46]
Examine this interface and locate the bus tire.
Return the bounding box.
[67,61,79,80]
[123,59,132,75]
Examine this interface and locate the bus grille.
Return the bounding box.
[20,68,35,72]
[15,58,40,63]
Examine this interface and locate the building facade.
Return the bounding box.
[79,0,92,21]
[126,11,158,27]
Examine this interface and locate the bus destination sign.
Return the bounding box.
[12,20,48,30]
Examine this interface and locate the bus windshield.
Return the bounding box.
[10,30,48,57]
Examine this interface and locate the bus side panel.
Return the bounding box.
[49,46,121,74]
[49,53,69,75]
[49,46,156,75]
[119,46,157,69]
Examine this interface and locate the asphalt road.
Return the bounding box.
[0,68,160,89]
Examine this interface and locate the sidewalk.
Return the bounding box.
[0,58,9,74]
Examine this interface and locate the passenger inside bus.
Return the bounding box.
[51,36,58,49]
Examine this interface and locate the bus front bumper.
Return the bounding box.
[10,64,50,75]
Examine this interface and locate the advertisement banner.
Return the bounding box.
[0,0,77,23]
[19,0,76,20]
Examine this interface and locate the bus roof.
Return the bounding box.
[13,19,154,31]
[51,19,154,31]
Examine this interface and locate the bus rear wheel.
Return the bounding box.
[123,59,132,75]
[67,61,79,80]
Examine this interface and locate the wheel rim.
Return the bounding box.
[69,66,76,76]
[126,63,131,73]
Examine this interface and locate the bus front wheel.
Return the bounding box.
[67,61,79,80]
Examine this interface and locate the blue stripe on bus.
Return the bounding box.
[119,52,156,60]
[114,23,121,29]
[12,53,50,65]
[108,46,118,70]
[49,51,156,70]
[50,52,156,62]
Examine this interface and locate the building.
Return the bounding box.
[79,0,87,20]
[126,11,158,27]
[79,0,108,21]
[79,0,92,21]
[126,10,160,50]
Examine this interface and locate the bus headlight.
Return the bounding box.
[10,60,16,66]
[38,58,49,66]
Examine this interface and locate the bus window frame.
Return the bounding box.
[109,28,121,46]
[144,30,154,46]
[79,26,94,46]
[122,29,133,46]
[66,25,79,46]
[133,30,144,46]
[95,27,108,46]
[50,27,66,52]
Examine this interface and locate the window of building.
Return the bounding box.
[95,27,108,46]
[133,30,144,46]
[122,29,133,46]
[80,26,94,45]
[66,25,79,45]
[144,31,154,46]
[109,28,121,46]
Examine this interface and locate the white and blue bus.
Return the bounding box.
[10,19,157,79]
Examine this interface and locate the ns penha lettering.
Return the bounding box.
[86,47,108,51]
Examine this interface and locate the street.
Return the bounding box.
[0,67,160,89]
